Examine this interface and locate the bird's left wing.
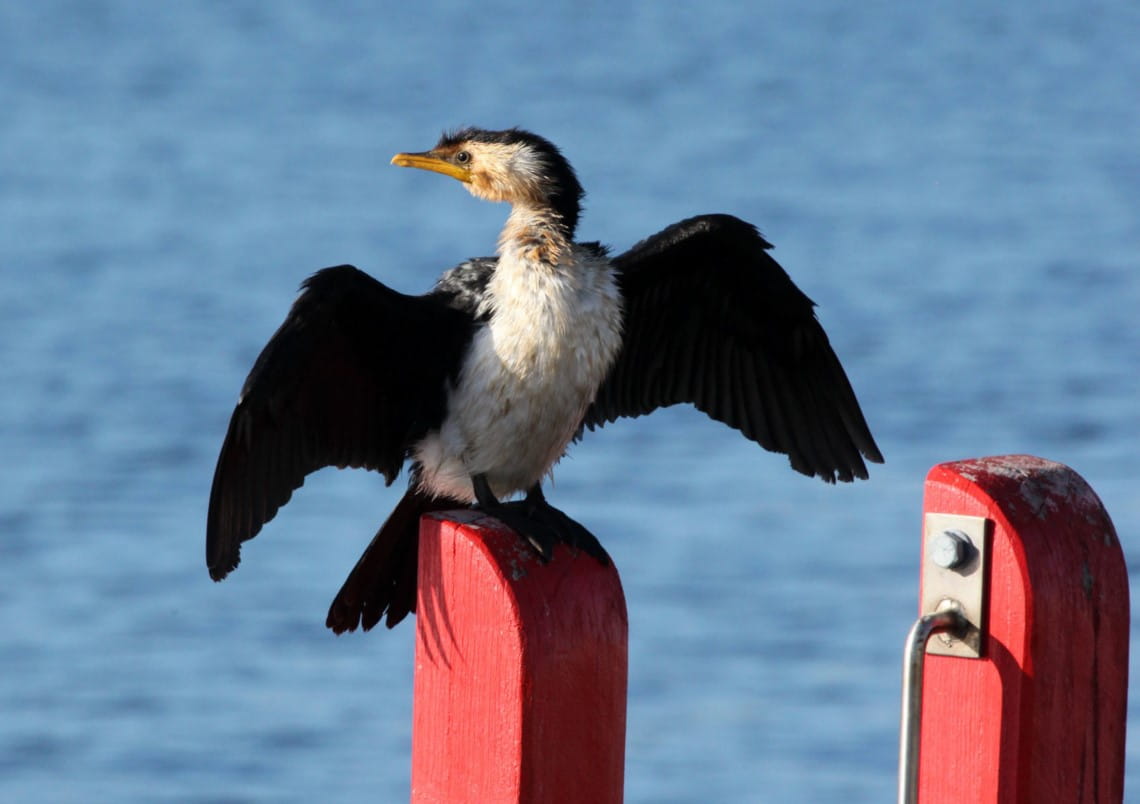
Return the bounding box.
[583,214,882,482]
[207,265,475,581]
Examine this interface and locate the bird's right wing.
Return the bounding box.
[427,257,498,319]
[206,265,475,581]
[584,214,882,483]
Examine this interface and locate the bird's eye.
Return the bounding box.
[455,151,471,164]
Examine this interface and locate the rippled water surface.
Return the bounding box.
[3,2,1138,801]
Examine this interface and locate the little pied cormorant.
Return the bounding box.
[206,127,883,634]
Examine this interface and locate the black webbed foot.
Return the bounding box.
[470,476,610,565]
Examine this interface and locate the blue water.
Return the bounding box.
[2,2,1137,801]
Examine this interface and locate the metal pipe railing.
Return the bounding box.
[898,609,968,804]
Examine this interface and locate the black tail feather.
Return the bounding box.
[326,489,464,634]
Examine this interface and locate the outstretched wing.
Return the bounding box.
[207,265,475,580]
[584,214,882,482]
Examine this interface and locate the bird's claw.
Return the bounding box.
[471,497,610,566]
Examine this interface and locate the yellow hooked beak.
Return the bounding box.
[390,151,472,183]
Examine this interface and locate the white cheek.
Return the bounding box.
[506,148,545,190]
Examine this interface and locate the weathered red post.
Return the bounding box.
[410,511,628,804]
[912,455,1128,802]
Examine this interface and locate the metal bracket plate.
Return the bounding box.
[921,513,990,658]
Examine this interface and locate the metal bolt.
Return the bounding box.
[931,530,971,570]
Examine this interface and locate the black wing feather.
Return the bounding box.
[427,257,497,319]
[584,214,882,482]
[206,265,475,580]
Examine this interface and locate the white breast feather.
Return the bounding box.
[415,243,622,501]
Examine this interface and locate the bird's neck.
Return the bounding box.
[498,203,574,267]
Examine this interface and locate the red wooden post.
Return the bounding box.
[411,511,628,804]
[916,455,1128,802]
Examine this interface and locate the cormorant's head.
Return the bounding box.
[392,127,584,237]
